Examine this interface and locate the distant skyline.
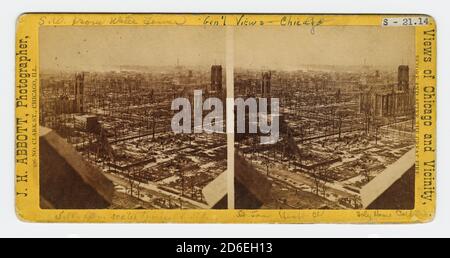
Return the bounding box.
[234,26,415,70]
[40,25,415,72]
[40,26,226,72]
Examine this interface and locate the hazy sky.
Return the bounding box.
[234,26,415,70]
[40,26,226,71]
[40,25,415,72]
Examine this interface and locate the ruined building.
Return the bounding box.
[40,73,86,127]
[398,65,410,92]
[261,72,271,97]
[74,72,85,113]
[211,65,222,92]
[359,65,414,118]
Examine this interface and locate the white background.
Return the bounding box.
[1,0,448,238]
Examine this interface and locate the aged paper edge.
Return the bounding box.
[15,13,437,223]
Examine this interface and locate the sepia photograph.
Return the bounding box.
[38,24,418,211]
[233,26,416,210]
[39,26,228,209]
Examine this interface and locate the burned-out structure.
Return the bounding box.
[210,65,223,92]
[359,65,415,118]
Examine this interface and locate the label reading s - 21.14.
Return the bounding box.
[383,17,430,27]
